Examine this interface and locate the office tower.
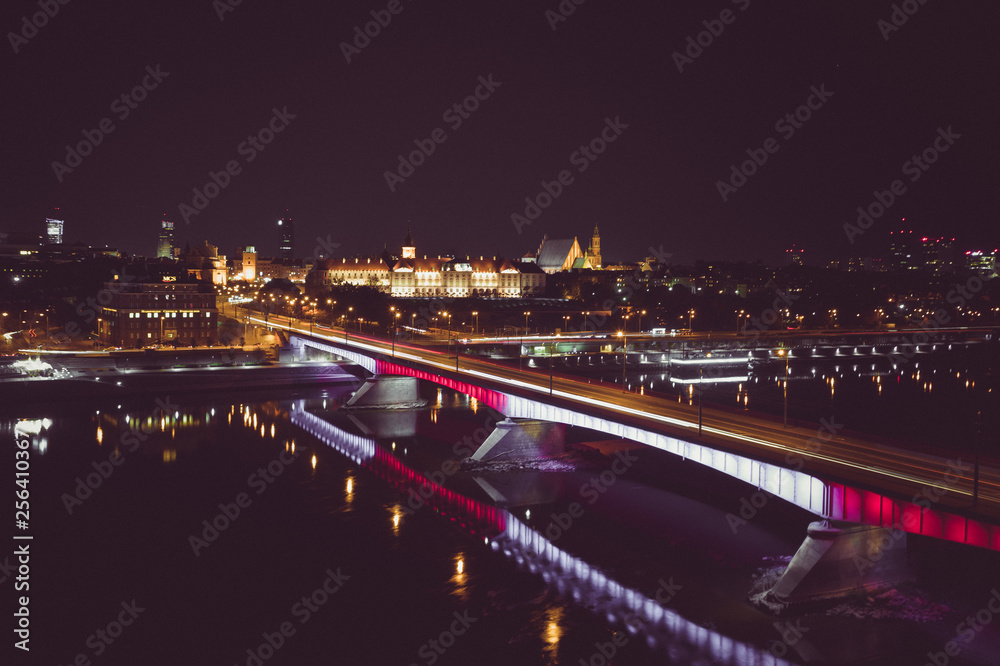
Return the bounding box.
[278,217,294,260]
[46,218,64,244]
[157,220,175,258]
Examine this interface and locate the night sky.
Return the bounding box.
[2,1,997,265]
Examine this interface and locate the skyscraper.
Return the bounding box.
[278,217,294,260]
[889,229,917,271]
[157,220,175,258]
[46,218,64,244]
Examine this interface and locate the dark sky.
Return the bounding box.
[2,1,997,265]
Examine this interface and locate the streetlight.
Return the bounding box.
[777,348,789,427]
[688,309,695,333]
[472,311,479,336]
[638,309,646,334]
[617,315,630,393]
[548,340,555,395]
[519,311,530,373]
[391,312,401,356]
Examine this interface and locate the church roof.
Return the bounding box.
[536,238,580,272]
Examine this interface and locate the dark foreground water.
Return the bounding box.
[5,378,1000,665]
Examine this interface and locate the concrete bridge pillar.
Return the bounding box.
[343,375,425,409]
[471,418,565,462]
[765,520,907,612]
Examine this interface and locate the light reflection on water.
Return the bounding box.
[582,345,998,448]
[293,399,792,665]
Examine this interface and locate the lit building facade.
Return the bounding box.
[46,218,64,245]
[920,237,955,275]
[309,233,545,298]
[966,250,998,278]
[99,280,218,347]
[180,241,228,285]
[240,247,257,281]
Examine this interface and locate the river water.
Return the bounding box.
[7,368,1000,665]
[547,339,1000,454]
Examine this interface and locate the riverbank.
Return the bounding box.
[0,362,361,408]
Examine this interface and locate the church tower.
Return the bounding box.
[401,229,416,259]
[587,226,602,269]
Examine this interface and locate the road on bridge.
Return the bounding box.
[256,315,1000,523]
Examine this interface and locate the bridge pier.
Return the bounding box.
[764,519,908,612]
[343,375,426,409]
[471,418,566,462]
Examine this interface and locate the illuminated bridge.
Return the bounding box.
[253,316,1000,553]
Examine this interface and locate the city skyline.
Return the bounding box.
[3,3,998,265]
